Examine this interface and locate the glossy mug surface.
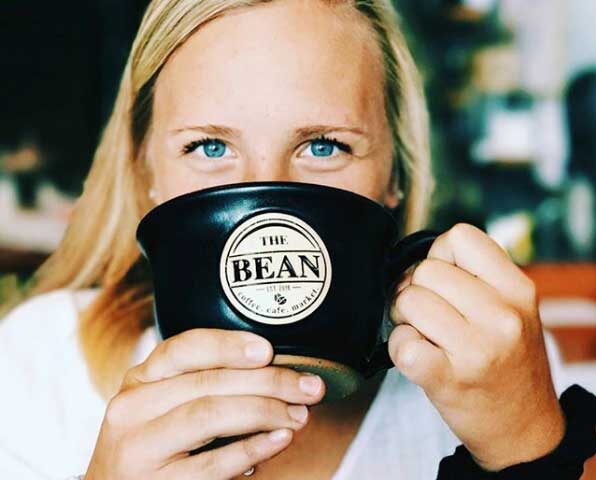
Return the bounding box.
[136,182,436,400]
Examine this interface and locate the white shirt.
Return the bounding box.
[0,289,592,480]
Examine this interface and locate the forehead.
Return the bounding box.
[154,0,386,128]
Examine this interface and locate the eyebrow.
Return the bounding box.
[169,124,369,142]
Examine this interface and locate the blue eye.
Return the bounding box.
[310,140,335,156]
[305,136,352,157]
[182,138,228,158]
[202,139,226,157]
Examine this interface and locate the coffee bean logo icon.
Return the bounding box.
[274,293,287,305]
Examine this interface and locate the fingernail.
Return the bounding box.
[287,405,308,424]
[299,375,322,396]
[269,428,291,443]
[244,342,270,361]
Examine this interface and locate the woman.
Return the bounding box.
[1,0,594,478]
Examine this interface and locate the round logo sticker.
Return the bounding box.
[220,212,332,325]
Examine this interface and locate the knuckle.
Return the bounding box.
[411,259,435,285]
[268,367,287,393]
[455,342,490,381]
[395,285,417,314]
[498,309,524,342]
[241,436,261,463]
[431,230,450,250]
[163,329,205,362]
[252,397,273,419]
[193,368,219,393]
[389,324,413,350]
[199,450,220,478]
[394,341,417,370]
[208,329,228,350]
[450,222,479,241]
[211,329,245,361]
[202,395,222,417]
[192,370,208,393]
[520,275,537,301]
[472,348,495,377]
[159,337,182,364]
[120,368,138,391]
[179,328,203,343]
[187,395,218,426]
[252,396,287,424]
[105,393,131,430]
[213,327,239,347]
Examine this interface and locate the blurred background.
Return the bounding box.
[0,2,594,350]
[0,0,595,475]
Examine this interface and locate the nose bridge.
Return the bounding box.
[243,151,291,183]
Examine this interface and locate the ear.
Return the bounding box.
[140,132,162,204]
[383,176,401,210]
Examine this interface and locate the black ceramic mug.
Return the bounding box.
[136,182,437,400]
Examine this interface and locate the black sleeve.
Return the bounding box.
[436,384,596,480]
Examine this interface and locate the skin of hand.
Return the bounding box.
[84,329,325,480]
[388,223,566,471]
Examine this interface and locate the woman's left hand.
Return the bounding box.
[388,223,565,471]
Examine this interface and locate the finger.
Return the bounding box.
[427,223,536,311]
[411,258,519,330]
[158,428,293,480]
[112,367,325,426]
[138,395,309,458]
[390,284,470,356]
[122,329,273,390]
[388,324,451,395]
[395,271,413,296]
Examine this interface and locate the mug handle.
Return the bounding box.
[363,230,439,378]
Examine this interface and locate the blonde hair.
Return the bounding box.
[28,0,433,399]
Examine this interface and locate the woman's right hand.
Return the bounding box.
[84,329,326,480]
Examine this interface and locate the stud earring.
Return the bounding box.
[148,187,159,201]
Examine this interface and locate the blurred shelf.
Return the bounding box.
[523,263,596,299]
[524,263,596,363]
[548,326,596,363]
